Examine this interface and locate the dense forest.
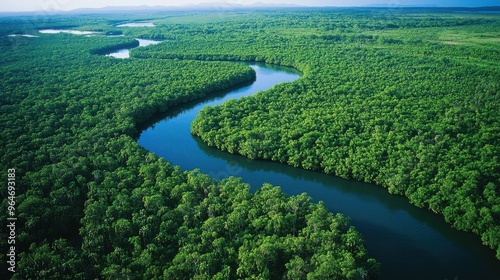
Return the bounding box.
[0,11,381,279]
[184,9,500,261]
[1,7,499,279]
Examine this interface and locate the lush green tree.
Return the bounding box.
[0,12,380,279]
[3,7,500,279]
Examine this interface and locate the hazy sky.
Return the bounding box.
[1,0,498,12]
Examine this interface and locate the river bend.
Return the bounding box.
[137,63,499,280]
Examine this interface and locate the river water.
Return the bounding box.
[137,62,500,279]
[105,38,162,58]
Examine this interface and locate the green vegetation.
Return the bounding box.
[185,9,500,259]
[0,12,379,279]
[2,7,500,279]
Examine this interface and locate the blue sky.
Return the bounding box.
[1,0,498,12]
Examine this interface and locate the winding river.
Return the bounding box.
[136,62,500,280]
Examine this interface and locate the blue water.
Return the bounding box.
[138,62,500,280]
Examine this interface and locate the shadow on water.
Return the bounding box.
[136,78,256,135]
[138,62,500,280]
[194,136,500,280]
[137,62,300,135]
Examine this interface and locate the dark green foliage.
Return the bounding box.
[187,10,500,260]
[83,169,378,279]
[0,13,378,279]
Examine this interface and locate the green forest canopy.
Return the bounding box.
[0,7,499,279]
[185,9,500,261]
[0,10,385,279]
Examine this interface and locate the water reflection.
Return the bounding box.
[138,63,500,279]
[105,38,162,58]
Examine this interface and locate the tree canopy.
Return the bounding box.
[0,10,384,279]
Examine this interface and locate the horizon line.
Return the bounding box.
[1,4,499,13]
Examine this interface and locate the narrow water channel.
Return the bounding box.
[137,62,500,280]
[105,38,162,58]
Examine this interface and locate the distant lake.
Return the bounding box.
[8,34,38,38]
[39,29,102,35]
[117,22,155,27]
